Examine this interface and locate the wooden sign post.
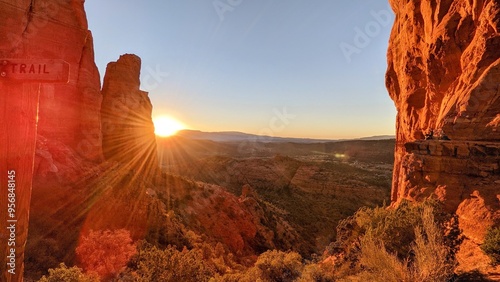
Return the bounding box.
[0,59,69,282]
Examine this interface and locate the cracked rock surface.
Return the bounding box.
[387,0,500,275]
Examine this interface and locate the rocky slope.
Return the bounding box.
[167,152,393,256]
[387,0,500,275]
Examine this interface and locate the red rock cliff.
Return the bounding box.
[386,0,500,273]
[101,54,159,179]
[0,0,103,162]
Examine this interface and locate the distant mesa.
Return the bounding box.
[175,129,394,143]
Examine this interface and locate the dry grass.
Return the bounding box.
[354,205,455,282]
[412,206,454,281]
[359,232,411,282]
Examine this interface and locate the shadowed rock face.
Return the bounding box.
[387,0,500,273]
[0,0,103,162]
[101,54,159,179]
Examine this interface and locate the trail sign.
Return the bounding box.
[0,59,70,83]
[0,58,70,282]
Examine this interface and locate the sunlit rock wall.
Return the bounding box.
[386,0,500,273]
[0,0,103,162]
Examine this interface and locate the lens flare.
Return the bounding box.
[153,116,185,137]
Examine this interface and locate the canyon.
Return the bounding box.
[0,0,499,280]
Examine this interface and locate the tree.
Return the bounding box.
[75,229,136,280]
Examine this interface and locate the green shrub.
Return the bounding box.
[254,250,303,282]
[38,263,99,282]
[212,250,306,282]
[481,226,500,265]
[354,200,434,258]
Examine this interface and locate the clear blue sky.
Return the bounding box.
[85,0,396,139]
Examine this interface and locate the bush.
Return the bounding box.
[359,232,411,282]
[26,237,64,280]
[254,250,303,282]
[356,205,455,281]
[38,263,99,282]
[327,200,458,280]
[212,250,305,282]
[354,200,431,258]
[481,226,500,265]
[296,263,335,282]
[412,206,455,281]
[126,243,215,282]
[75,229,136,280]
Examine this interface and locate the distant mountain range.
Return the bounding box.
[174,129,394,143]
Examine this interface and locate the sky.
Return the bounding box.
[85,0,396,139]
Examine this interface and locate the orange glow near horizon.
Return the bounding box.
[153,116,185,137]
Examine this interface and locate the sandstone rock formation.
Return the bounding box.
[0,1,162,280]
[0,1,102,280]
[101,54,159,179]
[386,0,500,274]
[0,0,103,162]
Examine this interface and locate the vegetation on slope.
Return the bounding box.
[481,226,500,265]
[37,200,470,282]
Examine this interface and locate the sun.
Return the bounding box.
[153,116,185,137]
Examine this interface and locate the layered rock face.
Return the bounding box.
[101,54,159,179]
[387,0,500,273]
[0,0,103,162]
